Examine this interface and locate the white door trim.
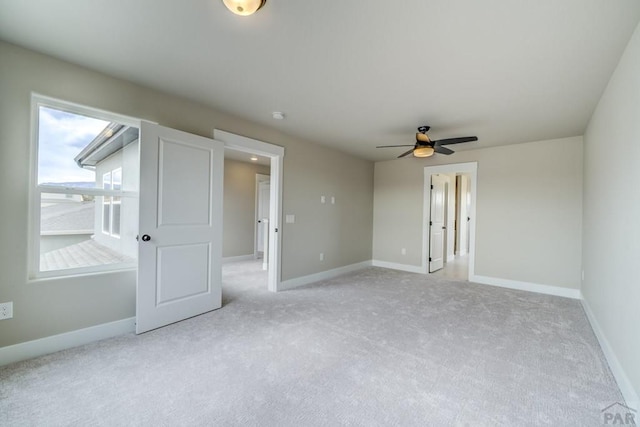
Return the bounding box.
[213,129,284,292]
[422,162,478,279]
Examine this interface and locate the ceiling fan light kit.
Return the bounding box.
[413,146,435,158]
[222,0,266,16]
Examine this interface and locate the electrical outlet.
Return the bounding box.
[320,253,324,261]
[0,302,13,320]
[401,248,406,255]
[331,196,335,205]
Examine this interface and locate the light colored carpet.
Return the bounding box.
[0,261,623,426]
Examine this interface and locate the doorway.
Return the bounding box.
[214,130,284,293]
[423,162,477,280]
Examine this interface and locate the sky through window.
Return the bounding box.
[38,106,110,184]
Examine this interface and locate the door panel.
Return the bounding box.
[156,243,210,305]
[157,140,212,226]
[429,175,447,272]
[137,122,223,334]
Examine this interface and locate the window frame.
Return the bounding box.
[29,94,141,280]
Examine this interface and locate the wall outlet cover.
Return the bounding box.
[0,302,13,320]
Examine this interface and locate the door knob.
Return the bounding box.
[141,234,151,242]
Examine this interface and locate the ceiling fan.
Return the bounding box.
[377,126,478,158]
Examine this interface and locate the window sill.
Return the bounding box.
[28,263,137,283]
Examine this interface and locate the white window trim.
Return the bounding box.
[29,94,141,281]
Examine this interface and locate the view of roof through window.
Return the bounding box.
[36,105,139,274]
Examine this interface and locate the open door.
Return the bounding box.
[429,174,447,272]
[256,180,270,255]
[136,122,224,334]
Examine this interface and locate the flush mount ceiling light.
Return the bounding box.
[272,111,285,120]
[222,0,266,16]
[250,156,258,161]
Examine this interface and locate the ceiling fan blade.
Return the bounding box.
[376,144,416,148]
[434,146,454,155]
[397,148,415,158]
[434,136,478,146]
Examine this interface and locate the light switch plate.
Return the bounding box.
[285,214,295,224]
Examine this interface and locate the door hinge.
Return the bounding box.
[429,257,432,262]
[429,221,433,226]
[430,184,434,190]
[275,228,279,232]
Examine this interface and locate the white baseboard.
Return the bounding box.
[222,254,255,263]
[372,260,425,274]
[0,317,135,367]
[280,260,372,291]
[469,275,581,299]
[581,296,639,406]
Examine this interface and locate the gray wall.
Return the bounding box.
[223,159,269,258]
[0,41,374,348]
[373,136,583,289]
[582,21,640,399]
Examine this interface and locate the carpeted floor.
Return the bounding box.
[0,261,623,426]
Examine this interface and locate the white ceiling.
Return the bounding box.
[1,0,639,161]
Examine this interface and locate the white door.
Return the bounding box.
[256,181,270,253]
[429,174,447,272]
[136,122,224,334]
[456,174,470,256]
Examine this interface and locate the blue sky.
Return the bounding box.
[38,106,110,184]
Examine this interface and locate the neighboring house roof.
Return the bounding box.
[74,123,138,168]
[40,239,134,271]
[40,201,95,233]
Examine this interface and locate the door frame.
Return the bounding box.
[213,129,284,292]
[422,162,477,279]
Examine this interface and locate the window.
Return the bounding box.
[102,169,121,237]
[31,95,140,278]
